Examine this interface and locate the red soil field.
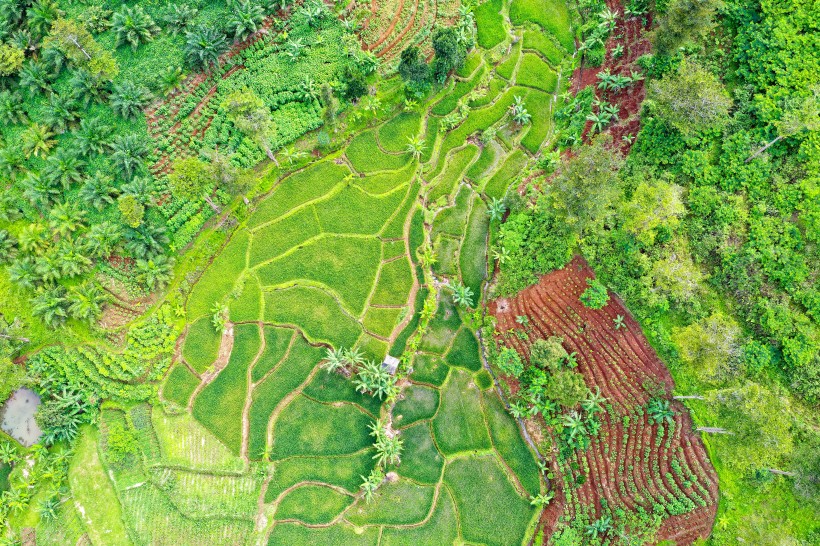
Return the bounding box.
[489,256,718,544]
[574,0,653,153]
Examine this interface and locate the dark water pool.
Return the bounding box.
[0,388,42,447]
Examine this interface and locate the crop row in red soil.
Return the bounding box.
[489,256,718,544]
[573,0,653,153]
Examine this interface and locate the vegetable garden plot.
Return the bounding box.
[489,256,719,543]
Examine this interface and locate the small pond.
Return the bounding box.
[0,388,42,447]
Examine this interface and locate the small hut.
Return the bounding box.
[381,355,400,375]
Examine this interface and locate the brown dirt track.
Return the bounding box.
[489,256,718,544]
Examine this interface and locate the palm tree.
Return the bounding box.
[124,223,168,259]
[373,433,403,466]
[582,387,606,414]
[18,59,52,96]
[17,223,48,254]
[56,241,92,278]
[110,80,153,120]
[487,197,506,221]
[0,90,26,125]
[69,68,107,107]
[135,254,176,290]
[20,172,60,210]
[49,202,86,236]
[8,258,38,290]
[585,516,613,539]
[32,286,70,328]
[451,282,474,308]
[79,172,118,210]
[111,134,149,180]
[21,122,56,158]
[73,116,114,157]
[647,398,675,425]
[510,96,531,125]
[405,136,425,159]
[38,496,60,521]
[529,491,555,507]
[343,347,365,367]
[35,254,62,284]
[227,0,265,42]
[157,65,186,96]
[27,0,63,39]
[112,4,160,50]
[561,410,584,440]
[68,282,107,323]
[0,230,16,264]
[164,3,198,36]
[0,145,25,180]
[184,24,228,71]
[81,221,122,258]
[44,149,85,190]
[285,37,305,60]
[321,347,346,373]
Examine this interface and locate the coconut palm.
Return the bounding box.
[487,197,506,221]
[49,202,85,237]
[21,122,55,158]
[164,3,198,36]
[20,172,59,210]
[157,65,186,96]
[68,282,106,323]
[0,230,16,264]
[43,149,85,190]
[69,68,107,107]
[27,0,63,39]
[110,80,153,120]
[647,398,675,425]
[405,135,425,159]
[18,59,52,96]
[0,145,25,180]
[111,133,149,180]
[0,90,26,125]
[73,116,114,157]
[227,0,265,42]
[451,282,474,308]
[32,286,70,328]
[184,24,228,71]
[112,4,160,50]
[124,223,168,259]
[135,254,176,290]
[79,172,118,210]
[81,221,122,258]
[17,222,48,254]
[8,258,37,290]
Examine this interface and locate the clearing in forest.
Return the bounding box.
[490,256,719,543]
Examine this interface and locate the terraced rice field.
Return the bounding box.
[44,3,576,544]
[490,257,719,543]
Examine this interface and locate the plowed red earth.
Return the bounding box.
[574,0,653,153]
[489,256,718,543]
